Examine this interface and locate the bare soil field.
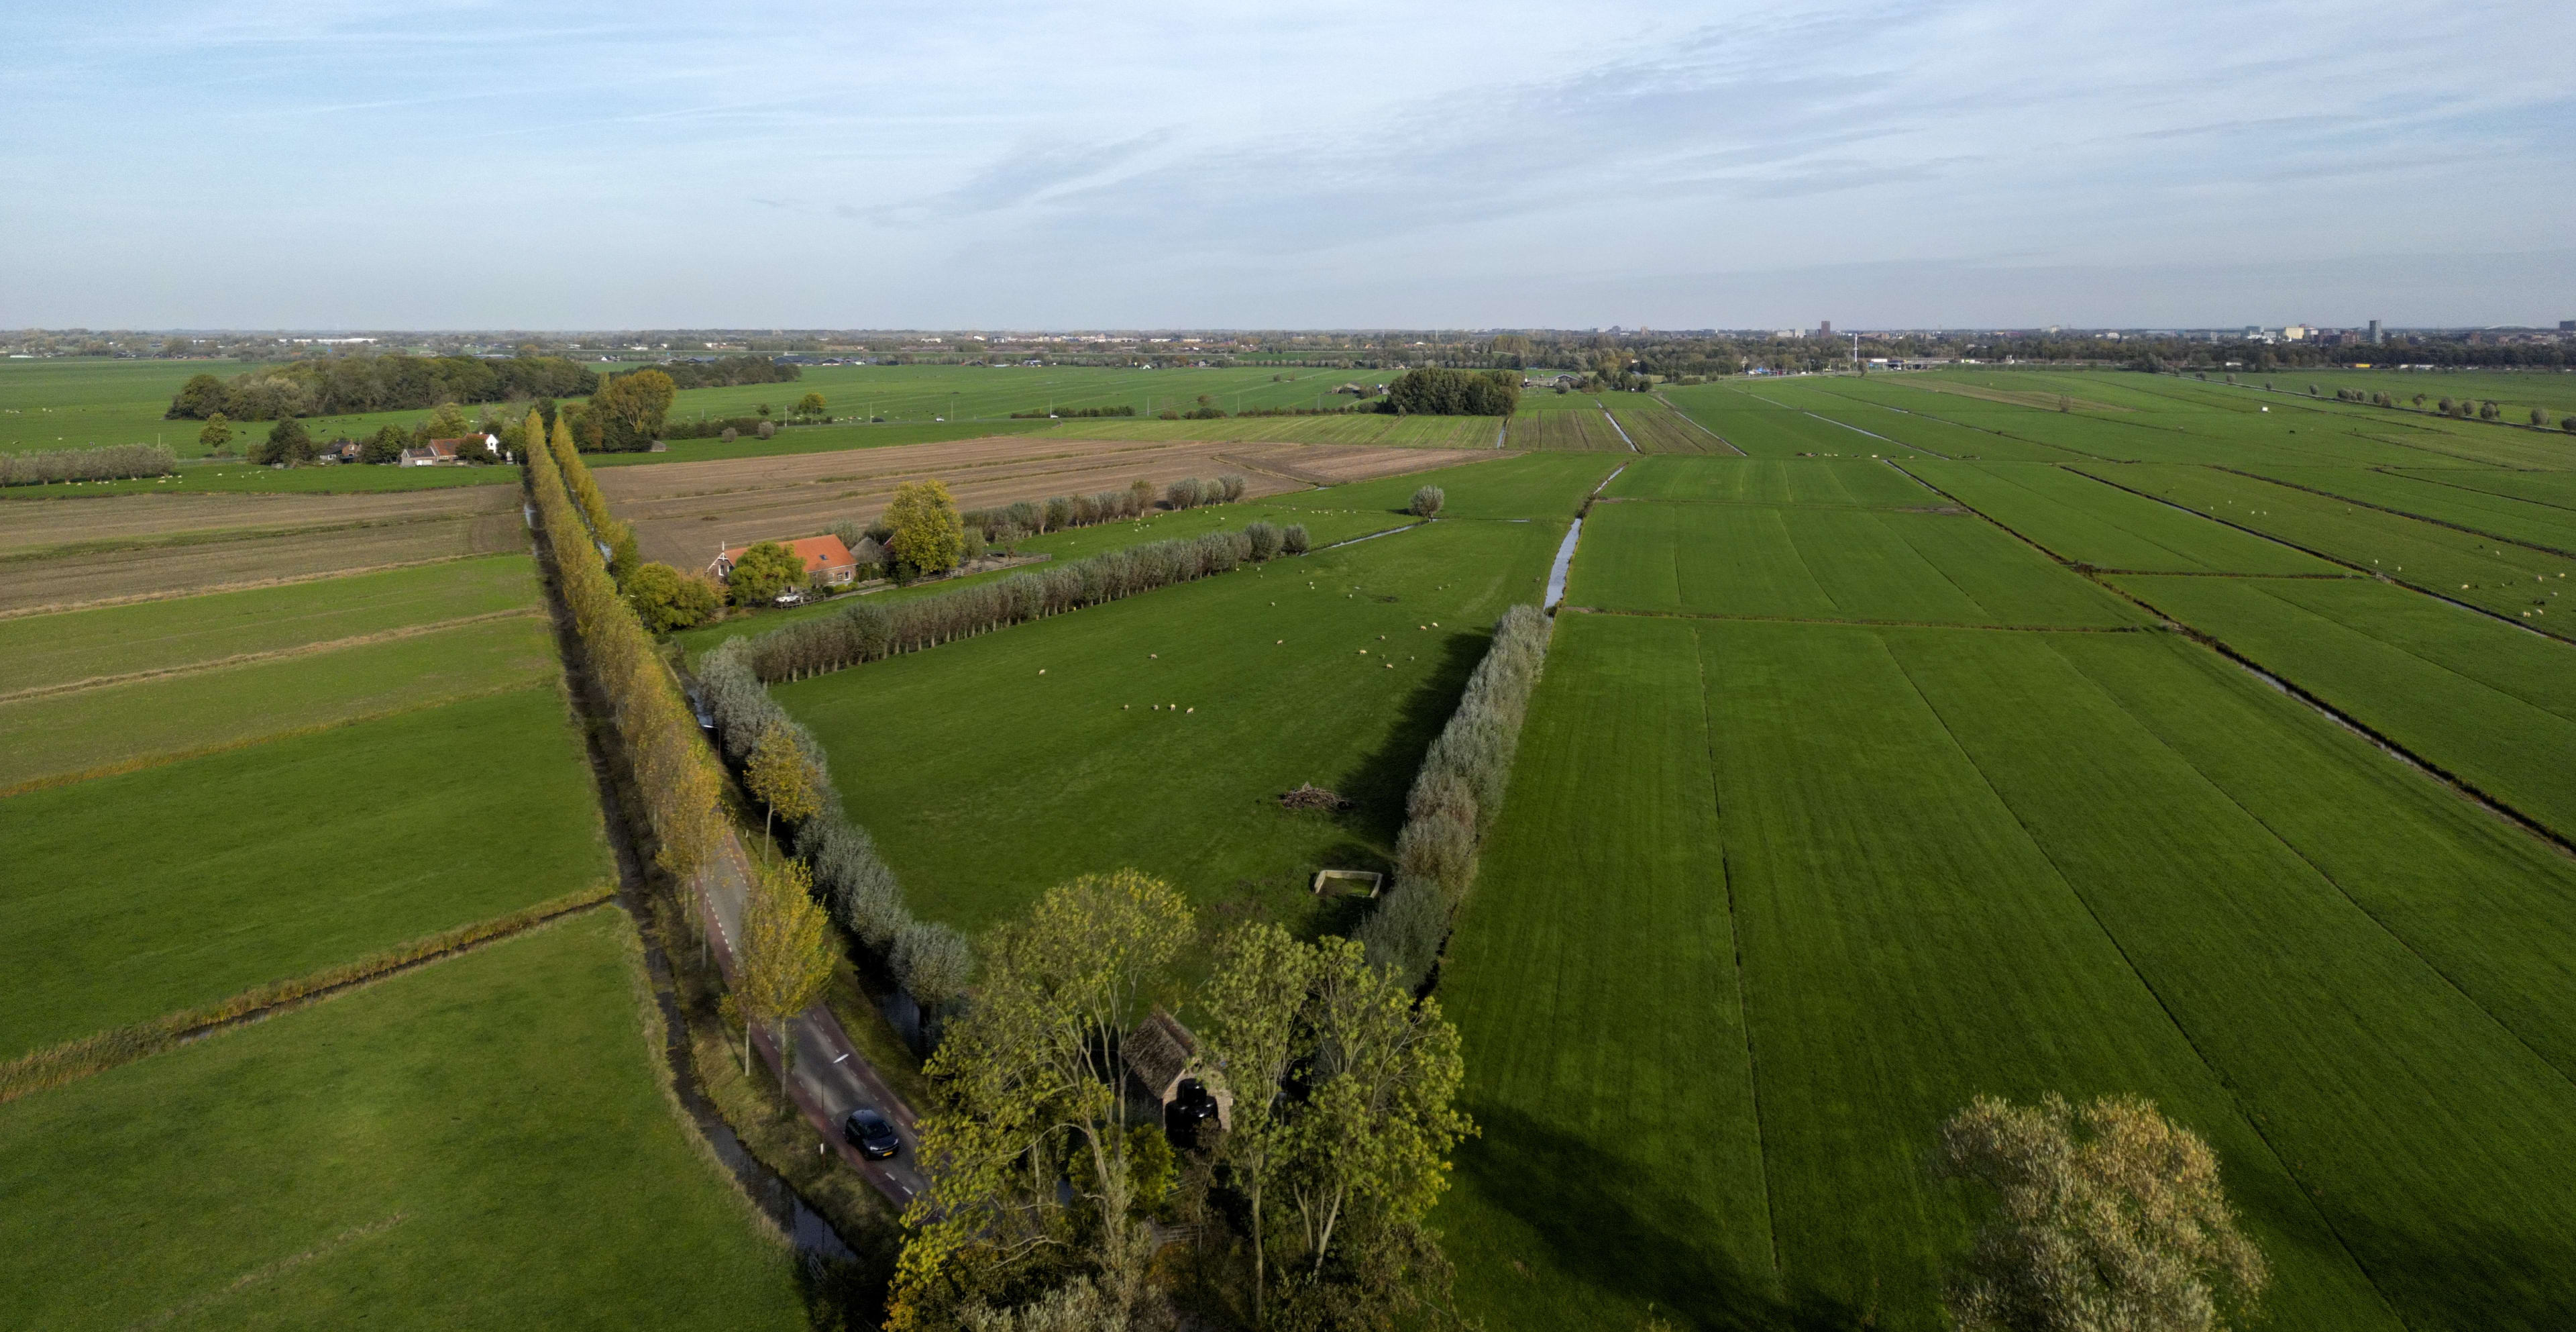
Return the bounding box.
[1,515,526,617]
[594,433,1483,566]
[0,487,517,560]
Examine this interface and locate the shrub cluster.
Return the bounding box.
[745,523,1308,683]
[1165,474,1245,509]
[1006,405,1136,419]
[661,414,784,440]
[696,640,972,1013]
[963,483,1155,542]
[1381,366,1520,416]
[0,442,176,486]
[529,418,725,882]
[1358,604,1552,989]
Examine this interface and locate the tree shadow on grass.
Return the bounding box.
[1465,1104,1871,1332]
[2306,1205,2576,1331]
[1331,629,1493,846]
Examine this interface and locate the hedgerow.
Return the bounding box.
[528,417,724,882]
[1358,603,1552,989]
[742,527,1295,683]
[1,442,176,486]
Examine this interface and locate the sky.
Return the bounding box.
[3,0,2571,330]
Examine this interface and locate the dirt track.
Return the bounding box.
[596,433,1484,567]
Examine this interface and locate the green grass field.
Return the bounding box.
[2231,464,2576,556]
[1898,460,2346,572]
[2077,463,2576,632]
[1569,501,2143,627]
[0,909,802,1330]
[1603,455,1934,506]
[1446,606,2576,1328]
[2112,572,2576,840]
[0,684,608,1058]
[773,517,1564,939]
[1034,412,1501,448]
[0,613,557,790]
[0,554,537,693]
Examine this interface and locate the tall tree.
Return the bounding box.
[724,540,808,606]
[1937,1093,2269,1332]
[735,857,838,1073]
[195,413,232,452]
[1200,922,1318,1325]
[797,391,828,420]
[745,720,822,838]
[887,478,966,576]
[892,870,1193,1331]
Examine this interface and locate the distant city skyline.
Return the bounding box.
[4,0,2571,329]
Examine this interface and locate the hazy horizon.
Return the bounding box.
[6,0,2571,330]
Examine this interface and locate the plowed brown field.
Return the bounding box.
[594,433,1484,566]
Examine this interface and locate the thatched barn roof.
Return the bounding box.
[1124,1008,1197,1102]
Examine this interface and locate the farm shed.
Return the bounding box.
[1124,1008,1231,1129]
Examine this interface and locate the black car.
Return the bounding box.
[842,1107,902,1160]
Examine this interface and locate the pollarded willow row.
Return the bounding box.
[527,415,724,880]
[1,442,178,487]
[1358,603,1554,988]
[743,521,1311,684]
[695,641,971,1015]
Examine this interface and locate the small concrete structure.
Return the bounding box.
[1311,869,1384,898]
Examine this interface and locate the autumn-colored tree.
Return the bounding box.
[887,478,965,577]
[796,391,828,419]
[1937,1093,2269,1332]
[745,721,822,839]
[734,856,837,1072]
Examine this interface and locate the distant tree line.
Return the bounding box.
[618,354,800,391]
[165,354,598,421]
[1,442,178,486]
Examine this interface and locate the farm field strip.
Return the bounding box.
[0,911,802,1331]
[1437,613,1777,1329]
[1644,395,1746,453]
[1509,409,1630,451]
[0,684,609,1058]
[2110,572,2576,843]
[1568,501,2144,628]
[1608,404,1725,454]
[1603,455,1935,507]
[2074,463,2576,634]
[0,613,561,791]
[1897,460,2345,574]
[2231,464,2576,556]
[0,554,539,694]
[771,517,1565,940]
[1036,413,1499,448]
[0,484,518,559]
[1695,620,2396,1327]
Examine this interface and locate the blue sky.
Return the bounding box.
[3,0,2570,329]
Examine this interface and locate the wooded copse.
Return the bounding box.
[1,442,176,486]
[164,354,598,421]
[889,876,1471,1332]
[1360,603,1553,989]
[739,523,1311,684]
[695,639,973,1016]
[1383,366,1520,416]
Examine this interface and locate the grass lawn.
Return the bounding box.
[0,684,608,1058]
[586,418,1053,468]
[2233,464,2576,556]
[0,613,557,790]
[773,517,1562,939]
[0,553,538,692]
[1570,499,2143,627]
[1254,450,1618,521]
[1898,460,2345,573]
[0,909,804,1330]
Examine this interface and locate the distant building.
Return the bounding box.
[709,533,861,586]
[1818,319,1833,338]
[2561,320,2575,332]
[399,441,459,467]
[2370,319,2385,344]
